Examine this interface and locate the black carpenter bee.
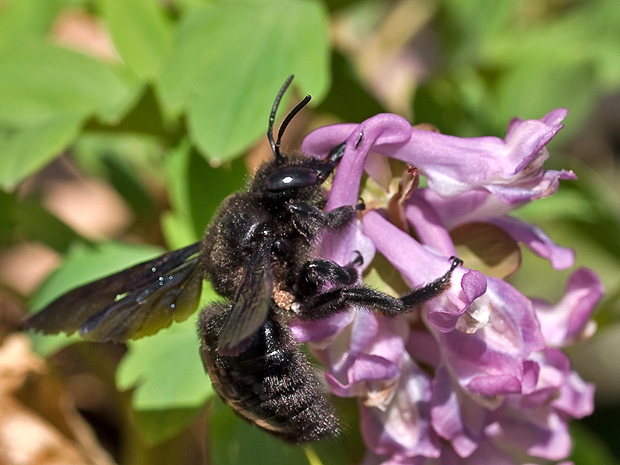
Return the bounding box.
[24,76,461,443]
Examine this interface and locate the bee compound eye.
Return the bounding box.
[266,166,320,191]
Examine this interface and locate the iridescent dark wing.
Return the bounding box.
[216,244,274,356]
[24,242,203,342]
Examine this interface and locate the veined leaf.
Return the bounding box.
[158,0,330,162]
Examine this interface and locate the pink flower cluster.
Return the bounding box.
[292,110,602,464]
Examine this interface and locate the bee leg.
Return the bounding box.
[398,256,462,309]
[351,255,462,315]
[325,205,359,229]
[296,255,362,296]
[288,202,357,236]
[297,286,403,320]
[296,257,462,320]
[197,301,230,345]
[294,254,374,318]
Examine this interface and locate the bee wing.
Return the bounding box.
[24,242,203,343]
[217,246,274,356]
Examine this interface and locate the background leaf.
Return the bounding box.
[101,0,173,80]
[158,0,330,161]
[114,281,218,443]
[115,310,214,411]
[0,116,82,190]
[0,41,132,125]
[164,140,247,241]
[133,408,206,445]
[0,0,59,48]
[209,398,310,465]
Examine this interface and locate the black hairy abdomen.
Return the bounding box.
[198,303,339,443]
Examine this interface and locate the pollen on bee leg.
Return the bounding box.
[273,289,296,311]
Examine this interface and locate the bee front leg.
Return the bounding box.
[296,255,361,297]
[288,201,357,237]
[295,257,462,321]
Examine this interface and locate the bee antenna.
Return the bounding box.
[276,94,311,156]
[267,75,312,160]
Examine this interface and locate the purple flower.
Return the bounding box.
[301,110,576,206]
[292,109,602,464]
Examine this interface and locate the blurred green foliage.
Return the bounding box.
[2,0,620,463]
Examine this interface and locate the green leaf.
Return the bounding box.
[116,309,214,411]
[101,0,173,80]
[13,199,82,253]
[316,50,384,122]
[441,0,516,51]
[570,421,620,465]
[82,85,173,138]
[158,0,330,161]
[0,41,132,125]
[171,0,205,14]
[115,283,217,442]
[100,155,156,221]
[0,116,82,191]
[133,408,204,444]
[493,62,596,133]
[0,0,58,48]
[161,210,200,251]
[0,39,143,187]
[28,332,82,360]
[165,141,246,240]
[72,129,165,179]
[304,438,348,465]
[0,191,14,244]
[210,398,310,465]
[28,241,165,356]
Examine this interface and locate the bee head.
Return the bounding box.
[263,76,342,193]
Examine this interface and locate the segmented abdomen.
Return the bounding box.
[198,304,339,443]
